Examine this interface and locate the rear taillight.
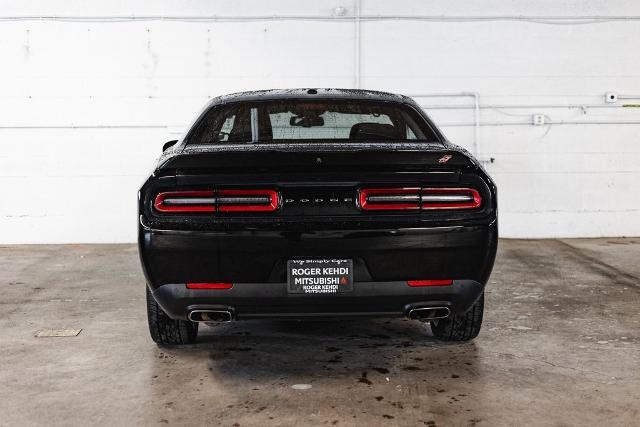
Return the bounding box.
[359,187,481,211]
[186,282,233,290]
[154,191,216,212]
[154,189,279,213]
[358,187,421,211]
[407,279,453,287]
[421,188,481,210]
[217,189,279,212]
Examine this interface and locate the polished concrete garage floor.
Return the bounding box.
[1,239,639,426]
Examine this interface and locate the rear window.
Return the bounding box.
[187,100,439,144]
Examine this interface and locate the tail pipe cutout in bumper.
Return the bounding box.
[405,306,451,320]
[187,308,235,322]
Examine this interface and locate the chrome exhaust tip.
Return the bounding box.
[188,309,234,323]
[406,306,451,321]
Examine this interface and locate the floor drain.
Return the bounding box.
[291,384,312,390]
[35,329,82,337]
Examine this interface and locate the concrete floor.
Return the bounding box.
[1,239,639,426]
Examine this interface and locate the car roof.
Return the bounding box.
[206,88,417,107]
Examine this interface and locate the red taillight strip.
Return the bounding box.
[186,282,233,290]
[359,187,481,211]
[154,189,279,213]
[359,187,421,211]
[407,279,453,287]
[154,191,216,212]
[421,188,481,210]
[217,189,279,212]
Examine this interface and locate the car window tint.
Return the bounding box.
[188,99,440,144]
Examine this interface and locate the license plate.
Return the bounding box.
[287,259,353,294]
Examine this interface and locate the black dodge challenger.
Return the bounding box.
[138,89,497,345]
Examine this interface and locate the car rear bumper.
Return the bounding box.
[139,218,497,320]
[140,218,497,281]
[150,279,485,320]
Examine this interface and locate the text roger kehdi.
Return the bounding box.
[291,267,350,285]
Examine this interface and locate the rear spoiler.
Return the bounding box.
[157,142,476,171]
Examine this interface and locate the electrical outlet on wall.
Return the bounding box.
[532,114,545,126]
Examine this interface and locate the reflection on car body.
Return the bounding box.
[138,88,497,345]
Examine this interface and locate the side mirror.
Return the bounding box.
[162,140,178,152]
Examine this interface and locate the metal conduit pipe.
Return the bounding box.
[417,104,635,110]
[2,15,640,23]
[353,0,361,89]
[407,93,481,158]
[439,120,640,127]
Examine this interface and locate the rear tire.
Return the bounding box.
[146,286,198,345]
[431,293,484,342]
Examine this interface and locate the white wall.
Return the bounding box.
[1,0,639,243]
